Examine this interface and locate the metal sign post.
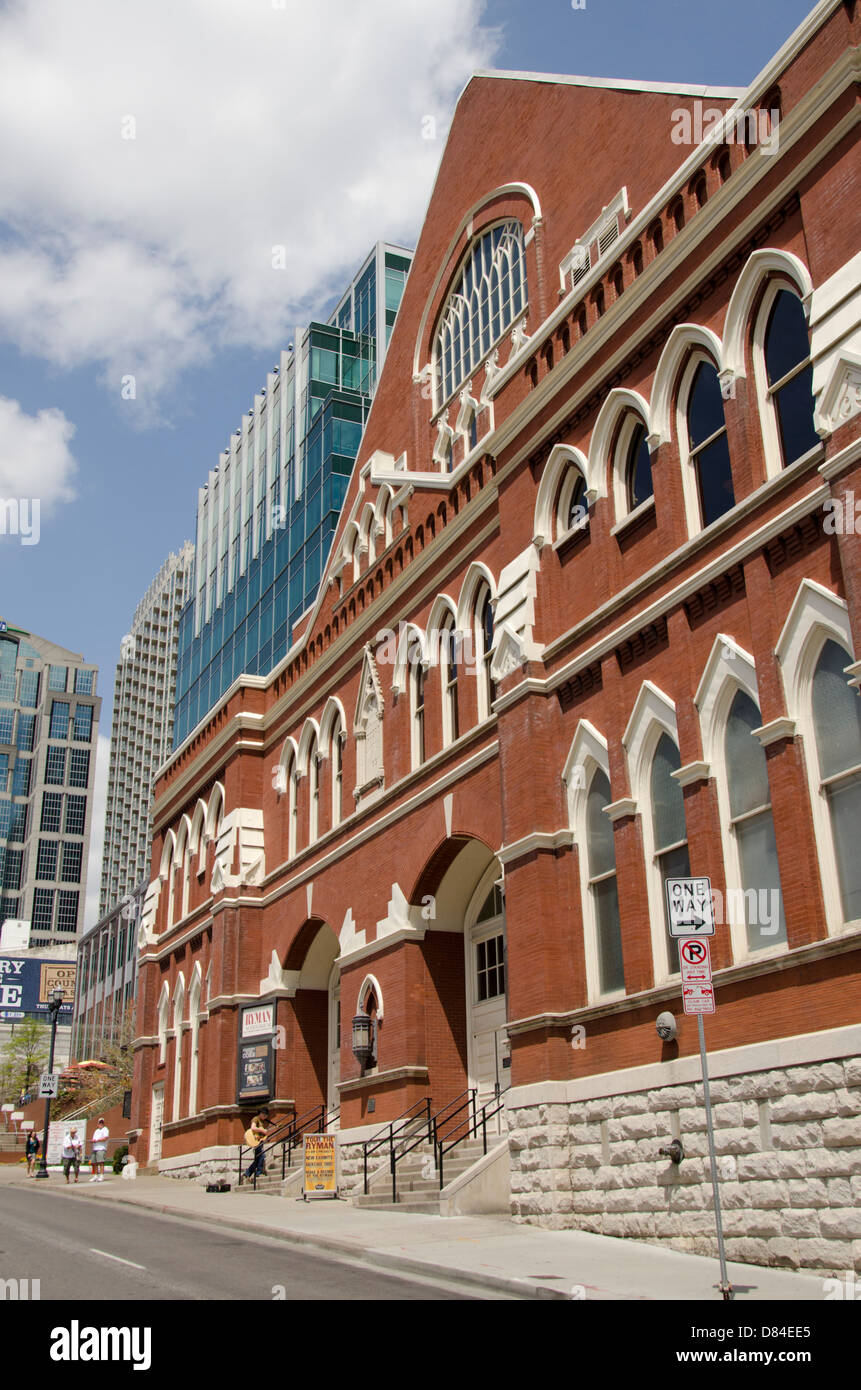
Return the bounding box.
[697,1011,733,1301]
[666,877,732,1301]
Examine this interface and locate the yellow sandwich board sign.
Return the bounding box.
[303,1132,337,1200]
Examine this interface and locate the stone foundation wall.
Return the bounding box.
[508,1056,861,1278]
[157,1146,241,1183]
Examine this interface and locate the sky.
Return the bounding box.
[0,0,819,925]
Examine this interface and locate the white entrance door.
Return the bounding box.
[466,880,507,1105]
[149,1083,164,1165]
[327,967,340,1121]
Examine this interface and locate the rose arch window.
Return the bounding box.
[433,221,527,408]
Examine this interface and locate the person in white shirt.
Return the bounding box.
[62,1127,83,1184]
[90,1118,109,1182]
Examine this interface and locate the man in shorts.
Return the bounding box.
[62,1126,83,1183]
[90,1117,109,1182]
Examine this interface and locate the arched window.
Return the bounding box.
[585,769,624,994]
[762,289,819,466]
[411,661,426,768]
[650,734,688,975]
[308,734,320,844]
[724,691,786,949]
[476,587,495,721]
[811,641,861,923]
[557,467,589,538]
[332,729,344,829]
[624,419,653,511]
[685,359,735,528]
[433,222,527,408]
[442,613,459,746]
[171,978,185,1123]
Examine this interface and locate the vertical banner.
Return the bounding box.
[303,1132,337,1199]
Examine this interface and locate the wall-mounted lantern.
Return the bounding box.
[351,1012,376,1073]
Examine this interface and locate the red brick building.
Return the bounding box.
[131,0,861,1273]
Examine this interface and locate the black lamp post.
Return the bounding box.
[35,987,65,1180]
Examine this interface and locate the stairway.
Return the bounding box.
[351,1136,499,1215]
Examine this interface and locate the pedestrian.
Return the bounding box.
[90,1116,109,1182]
[243,1112,268,1180]
[62,1126,83,1184]
[25,1130,40,1176]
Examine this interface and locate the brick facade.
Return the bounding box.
[131,3,861,1274]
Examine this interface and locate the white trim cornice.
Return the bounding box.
[497,829,574,865]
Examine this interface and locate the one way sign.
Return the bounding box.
[666,877,715,937]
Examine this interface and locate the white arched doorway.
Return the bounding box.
[464,864,508,1102]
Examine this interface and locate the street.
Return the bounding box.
[0,1183,478,1301]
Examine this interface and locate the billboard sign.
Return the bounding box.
[0,958,77,1022]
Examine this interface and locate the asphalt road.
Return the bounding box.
[0,1183,477,1301]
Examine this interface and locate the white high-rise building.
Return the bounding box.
[99,542,194,917]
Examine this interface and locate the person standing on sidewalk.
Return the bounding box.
[90,1117,109,1182]
[62,1126,83,1184]
[25,1131,40,1176]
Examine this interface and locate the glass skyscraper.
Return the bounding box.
[0,621,101,946]
[173,242,412,748]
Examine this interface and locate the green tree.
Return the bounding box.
[0,1018,49,1103]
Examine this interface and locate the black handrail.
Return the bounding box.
[431,1088,477,1149]
[361,1097,432,1197]
[437,1093,505,1190]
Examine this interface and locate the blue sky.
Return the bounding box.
[0,0,818,919]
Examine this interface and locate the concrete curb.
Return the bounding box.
[49,1186,570,1300]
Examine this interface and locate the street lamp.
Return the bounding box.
[34,987,65,1180]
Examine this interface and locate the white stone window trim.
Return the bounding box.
[694,634,789,965]
[276,737,300,860]
[622,680,682,985]
[775,578,860,936]
[533,444,601,548]
[157,981,170,1066]
[593,392,653,525]
[563,719,626,1006]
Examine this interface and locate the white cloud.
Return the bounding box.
[0,396,77,508]
[84,733,111,931]
[0,0,499,413]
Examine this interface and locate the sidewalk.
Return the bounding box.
[2,1166,828,1301]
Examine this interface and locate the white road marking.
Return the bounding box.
[89,1248,146,1270]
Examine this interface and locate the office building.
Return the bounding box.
[172,243,413,746]
[100,543,194,915]
[0,623,100,947]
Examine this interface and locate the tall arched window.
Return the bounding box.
[725,691,786,949]
[650,734,688,975]
[332,728,344,829]
[308,734,320,844]
[762,289,819,466]
[585,769,624,995]
[557,467,589,537]
[411,662,426,768]
[811,641,861,923]
[433,222,527,408]
[442,614,459,746]
[623,419,653,511]
[685,359,735,528]
[476,588,495,721]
